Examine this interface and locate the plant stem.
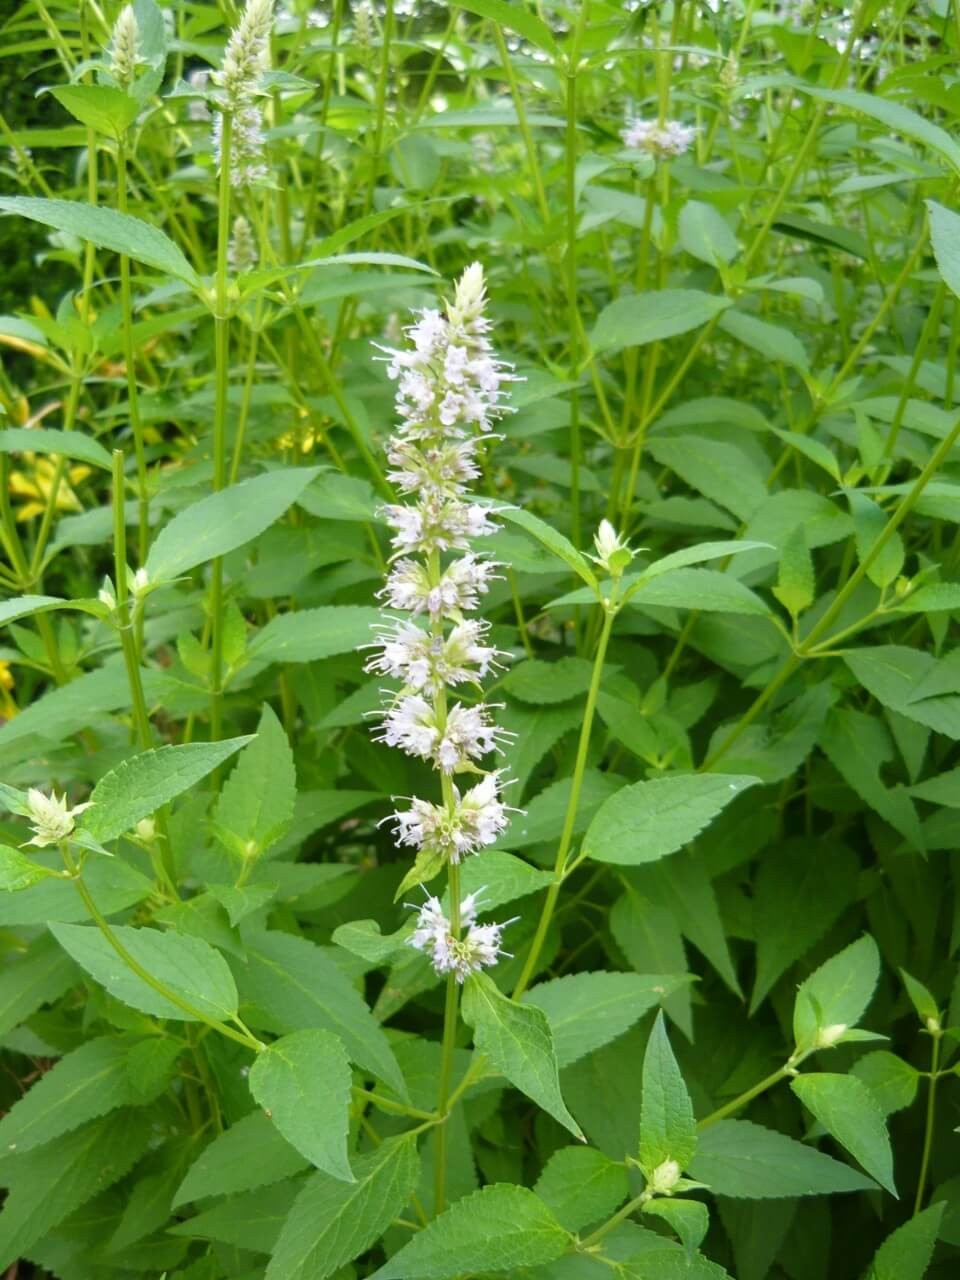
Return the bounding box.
[210,110,234,744]
[697,1065,792,1130]
[513,584,620,998]
[117,138,150,562]
[913,1029,942,1215]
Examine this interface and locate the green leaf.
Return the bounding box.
[688,1119,876,1198]
[626,568,770,617]
[214,705,295,859]
[582,775,759,866]
[929,201,960,299]
[793,935,881,1053]
[0,1110,151,1270]
[49,922,238,1023]
[0,1036,135,1152]
[849,491,905,589]
[720,309,809,372]
[455,0,560,57]
[0,844,59,892]
[678,201,739,267]
[900,969,940,1025]
[145,467,322,582]
[534,1146,629,1233]
[773,523,815,617]
[791,1073,896,1195]
[247,605,382,666]
[632,540,773,584]
[502,656,595,704]
[248,1029,353,1183]
[169,1178,299,1253]
[803,88,960,174]
[591,290,731,356]
[498,506,599,593]
[642,1198,709,1260]
[522,971,687,1068]
[50,85,139,137]
[373,1184,570,1279]
[266,1135,420,1280]
[0,426,113,470]
[81,738,253,843]
[639,1012,697,1175]
[461,970,583,1138]
[0,594,67,628]
[867,1202,945,1280]
[0,197,199,287]
[234,930,405,1094]
[852,1051,920,1117]
[0,933,78,1038]
[645,437,767,522]
[173,1110,308,1207]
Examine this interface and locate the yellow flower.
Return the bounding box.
[8,455,91,522]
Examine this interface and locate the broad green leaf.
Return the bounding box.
[867,1202,945,1280]
[804,88,960,174]
[0,594,67,628]
[720,310,809,372]
[791,1073,896,1195]
[852,1051,920,1117]
[374,1184,570,1279]
[632,540,773,584]
[678,201,739,266]
[0,197,199,287]
[900,969,940,1025]
[49,922,239,1023]
[611,888,693,1038]
[0,933,78,1037]
[522,971,687,1068]
[0,856,152,928]
[81,738,253,843]
[793,935,881,1053]
[638,1012,697,1175]
[169,1178,299,1253]
[590,290,731,356]
[234,930,405,1094]
[892,583,960,613]
[50,85,139,137]
[849,491,905,589]
[502,656,595,704]
[534,1146,629,1233]
[214,705,295,859]
[773,523,815,616]
[642,1198,709,1260]
[689,1119,876,1197]
[0,427,112,470]
[646,437,767,522]
[266,1135,420,1280]
[247,605,382,666]
[0,1110,151,1270]
[498,506,599,592]
[173,1110,308,1207]
[455,0,559,57]
[626,568,770,617]
[582,775,759,866]
[461,970,583,1138]
[248,1029,353,1182]
[145,467,322,582]
[0,1037,135,1152]
[0,844,58,892]
[929,200,960,299]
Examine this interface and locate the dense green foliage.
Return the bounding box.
[0,0,958,1277]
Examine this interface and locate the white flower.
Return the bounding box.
[214,100,268,187]
[406,890,513,982]
[377,694,438,760]
[25,788,92,848]
[589,519,634,574]
[621,117,697,158]
[187,68,211,121]
[380,498,499,556]
[379,553,500,618]
[228,214,258,272]
[109,4,141,90]
[389,771,511,862]
[437,703,505,773]
[131,567,150,595]
[214,0,274,108]
[365,618,503,692]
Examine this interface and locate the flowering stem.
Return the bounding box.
[513,585,620,998]
[117,137,150,564]
[210,110,234,744]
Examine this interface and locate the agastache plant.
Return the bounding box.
[212,0,273,187]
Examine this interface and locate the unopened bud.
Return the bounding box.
[646,1158,682,1195]
[135,817,156,841]
[589,519,634,576]
[814,1022,847,1049]
[109,4,141,90]
[131,567,149,596]
[926,1015,942,1034]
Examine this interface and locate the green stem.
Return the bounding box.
[363,0,393,216]
[513,584,620,998]
[210,110,234,744]
[914,1030,942,1215]
[117,138,150,562]
[697,1065,793,1130]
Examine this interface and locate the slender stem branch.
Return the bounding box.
[914,1030,942,1215]
[117,138,150,562]
[697,1066,792,1130]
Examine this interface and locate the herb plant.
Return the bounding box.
[0,1,957,1278]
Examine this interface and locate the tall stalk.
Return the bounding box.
[117,139,150,562]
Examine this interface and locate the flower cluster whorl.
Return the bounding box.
[367,263,516,977]
[621,117,697,159]
[212,0,274,188]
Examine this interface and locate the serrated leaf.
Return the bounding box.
[522,971,687,1068]
[534,1146,629,1233]
[791,1073,896,1195]
[851,1051,919,1117]
[642,1198,709,1260]
[50,922,238,1023]
[688,1119,876,1197]
[591,290,731,356]
[0,933,78,1037]
[849,491,905,589]
[173,1110,308,1207]
[214,705,295,859]
[773,523,815,616]
[461,970,583,1138]
[639,1012,697,1174]
[900,968,940,1025]
[169,1178,300,1252]
[248,1029,353,1182]
[0,844,58,892]
[145,468,322,582]
[81,738,253,843]
[720,309,809,372]
[50,85,139,137]
[582,775,759,866]
[793,935,881,1053]
[503,657,595,704]
[0,197,199,286]
[498,506,599,593]
[867,1202,944,1280]
[234,930,405,1094]
[247,605,383,666]
[266,1135,420,1280]
[373,1183,570,1279]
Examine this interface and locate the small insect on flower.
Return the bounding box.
[621,117,697,159]
[24,789,92,848]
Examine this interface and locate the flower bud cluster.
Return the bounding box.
[212,0,274,188]
[621,117,697,159]
[109,5,141,90]
[25,788,91,848]
[368,263,517,978]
